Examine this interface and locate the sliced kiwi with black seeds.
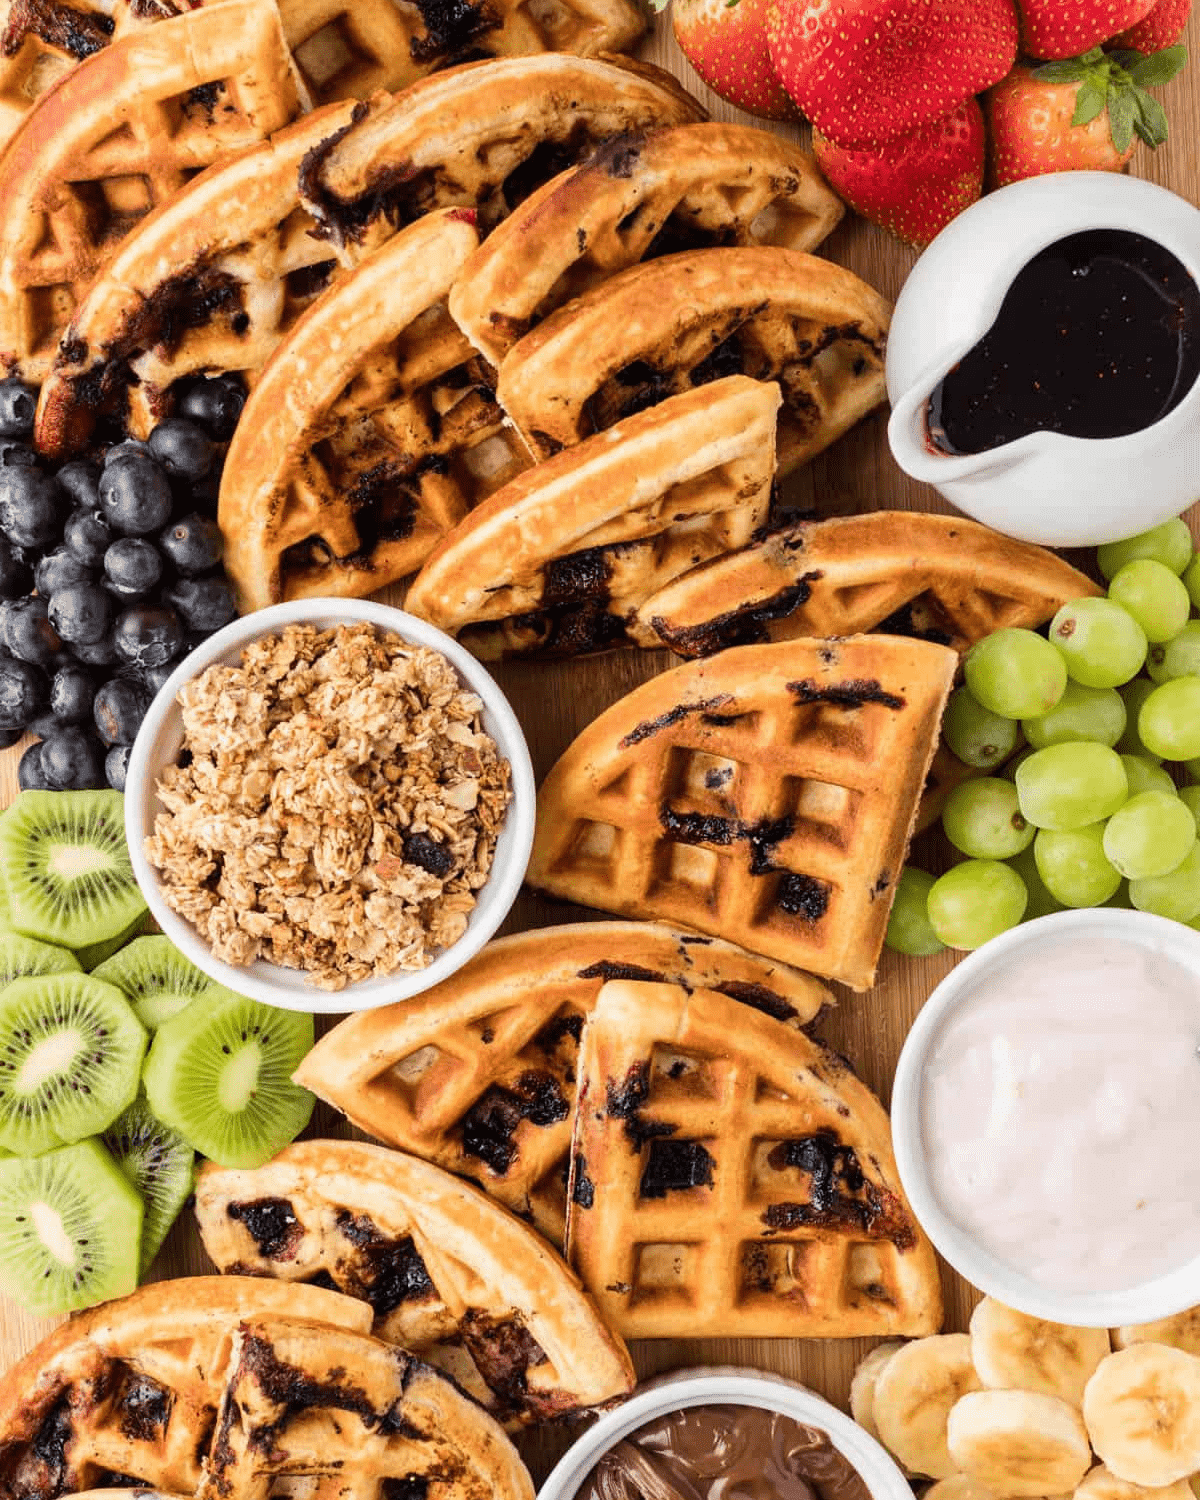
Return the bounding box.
[94,935,215,1031]
[101,1092,194,1275]
[74,910,151,973]
[0,933,80,986]
[144,991,314,1169]
[0,1137,143,1315]
[0,972,147,1156]
[0,790,146,948]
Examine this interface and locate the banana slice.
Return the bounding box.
[925,1477,1002,1500]
[1083,1346,1200,1488]
[947,1389,1092,1497]
[850,1341,907,1442]
[1113,1308,1200,1357]
[971,1297,1110,1406]
[1075,1463,1195,1500]
[873,1332,982,1478]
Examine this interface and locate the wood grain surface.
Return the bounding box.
[2,12,1200,1485]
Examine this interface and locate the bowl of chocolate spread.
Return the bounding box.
[536,1369,912,1500]
[886,172,1200,547]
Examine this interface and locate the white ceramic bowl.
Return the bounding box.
[892,907,1200,1327]
[125,598,536,1014]
[537,1368,913,1500]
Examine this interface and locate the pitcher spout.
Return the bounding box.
[888,379,1028,488]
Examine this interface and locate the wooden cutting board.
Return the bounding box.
[1,13,1199,1484]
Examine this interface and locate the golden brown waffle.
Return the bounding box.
[297,54,706,256]
[35,100,359,457]
[219,208,531,611]
[294,920,831,1243]
[636,511,1101,658]
[564,980,943,1340]
[0,0,304,383]
[201,1317,534,1500]
[405,377,780,659]
[496,246,891,470]
[450,122,845,367]
[0,0,115,150]
[526,636,958,991]
[0,1278,371,1499]
[193,1138,634,1427]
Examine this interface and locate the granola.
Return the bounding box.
[144,622,513,990]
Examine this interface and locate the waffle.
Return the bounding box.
[405,377,780,660]
[294,921,831,1243]
[636,511,1101,658]
[297,54,706,256]
[193,1138,634,1427]
[526,636,958,991]
[201,1317,534,1500]
[0,1277,371,1499]
[219,208,531,611]
[450,122,845,368]
[564,980,943,1339]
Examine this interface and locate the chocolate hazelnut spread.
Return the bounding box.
[575,1403,872,1500]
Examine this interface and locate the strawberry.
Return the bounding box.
[985,46,1186,186]
[1016,0,1156,58]
[814,98,984,249]
[1111,0,1193,51]
[668,0,798,119]
[765,0,1019,149]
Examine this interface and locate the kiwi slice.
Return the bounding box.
[0,933,80,986]
[144,991,314,1169]
[101,1092,195,1274]
[0,790,147,948]
[74,910,151,973]
[0,1138,143,1315]
[0,972,147,1156]
[94,935,215,1031]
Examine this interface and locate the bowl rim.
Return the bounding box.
[124,597,536,1015]
[535,1367,913,1500]
[891,906,1200,1327]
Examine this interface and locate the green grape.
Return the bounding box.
[1049,598,1148,689]
[1138,677,1200,762]
[1148,620,1200,684]
[942,778,1035,860]
[1117,678,1164,761]
[1015,742,1129,832]
[884,868,945,957]
[964,628,1068,720]
[1034,824,1123,908]
[927,860,1028,950]
[1183,551,1200,609]
[1008,843,1066,921]
[1022,681,1125,750]
[941,686,1021,770]
[1102,791,1196,880]
[1097,518,1195,579]
[1120,754,1177,798]
[1000,746,1035,782]
[1107,559,1193,643]
[1130,842,1200,922]
[1179,784,1200,834]
[1188,757,1200,783]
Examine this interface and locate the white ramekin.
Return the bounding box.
[892,907,1200,1328]
[124,597,536,1015]
[537,1368,913,1500]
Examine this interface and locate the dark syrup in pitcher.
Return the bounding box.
[928,228,1200,456]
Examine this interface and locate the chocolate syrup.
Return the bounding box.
[928,229,1200,455]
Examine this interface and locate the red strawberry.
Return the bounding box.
[814,98,985,248]
[1111,0,1193,50]
[669,0,798,119]
[1016,0,1156,58]
[765,0,1018,149]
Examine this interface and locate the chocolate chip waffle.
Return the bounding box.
[201,1317,534,1500]
[0,0,304,383]
[564,980,943,1339]
[405,377,780,659]
[495,246,890,469]
[193,1138,634,1427]
[0,1277,371,1499]
[293,921,831,1243]
[35,99,360,458]
[450,122,845,368]
[297,54,705,256]
[219,208,531,611]
[0,0,117,150]
[525,636,958,991]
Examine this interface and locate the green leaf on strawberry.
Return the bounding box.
[1071,76,1108,124]
[1128,43,1188,84]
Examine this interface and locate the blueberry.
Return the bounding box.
[175,375,244,440]
[28,709,60,740]
[0,655,46,730]
[71,633,120,667]
[113,604,184,669]
[49,662,97,723]
[168,575,237,634]
[56,461,101,510]
[98,454,172,535]
[0,441,36,468]
[40,727,105,790]
[35,547,94,597]
[0,379,37,439]
[0,466,61,548]
[103,439,150,465]
[0,535,32,599]
[0,725,19,750]
[3,596,63,668]
[159,513,222,576]
[105,743,132,791]
[63,507,112,568]
[93,676,150,746]
[104,537,162,597]
[148,417,215,481]
[48,582,112,646]
[187,472,222,517]
[134,659,176,696]
[17,740,50,790]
